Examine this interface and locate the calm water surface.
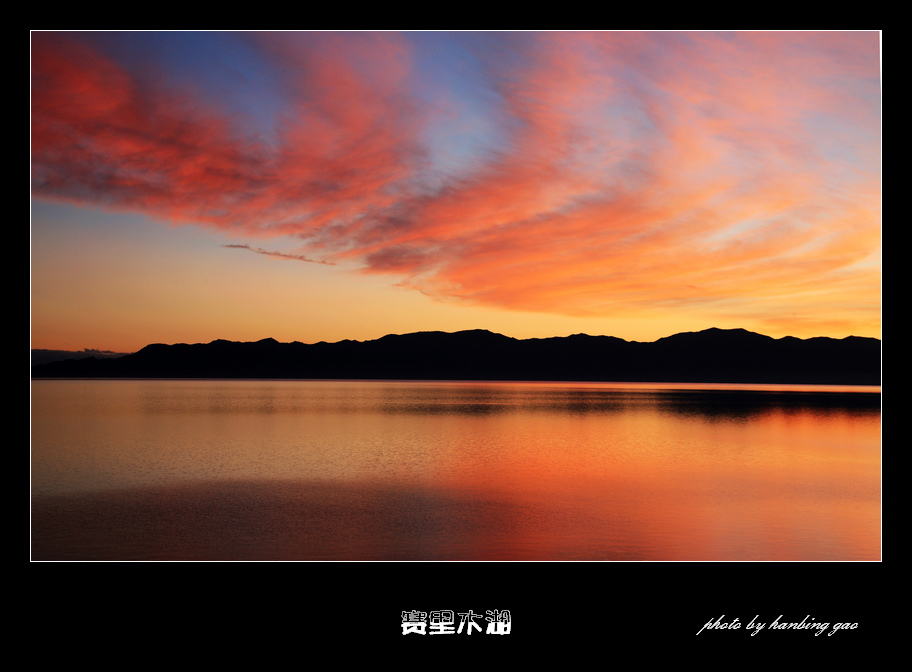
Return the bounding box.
[31,379,881,560]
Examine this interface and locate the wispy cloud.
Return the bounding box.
[31,31,881,331]
[222,243,334,264]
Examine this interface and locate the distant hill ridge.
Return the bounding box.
[30,327,881,385]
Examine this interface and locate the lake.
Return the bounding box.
[30,379,881,561]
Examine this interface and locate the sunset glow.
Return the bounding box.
[30,31,881,352]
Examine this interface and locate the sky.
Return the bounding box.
[30,31,882,353]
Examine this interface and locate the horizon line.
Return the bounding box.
[31,325,882,357]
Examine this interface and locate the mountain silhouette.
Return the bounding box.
[31,348,129,367]
[30,327,881,385]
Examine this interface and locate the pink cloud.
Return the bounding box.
[31,32,881,328]
[31,32,424,238]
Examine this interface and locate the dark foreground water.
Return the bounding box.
[31,380,880,561]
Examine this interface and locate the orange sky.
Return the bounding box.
[31,31,881,353]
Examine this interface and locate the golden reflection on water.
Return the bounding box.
[31,380,880,560]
